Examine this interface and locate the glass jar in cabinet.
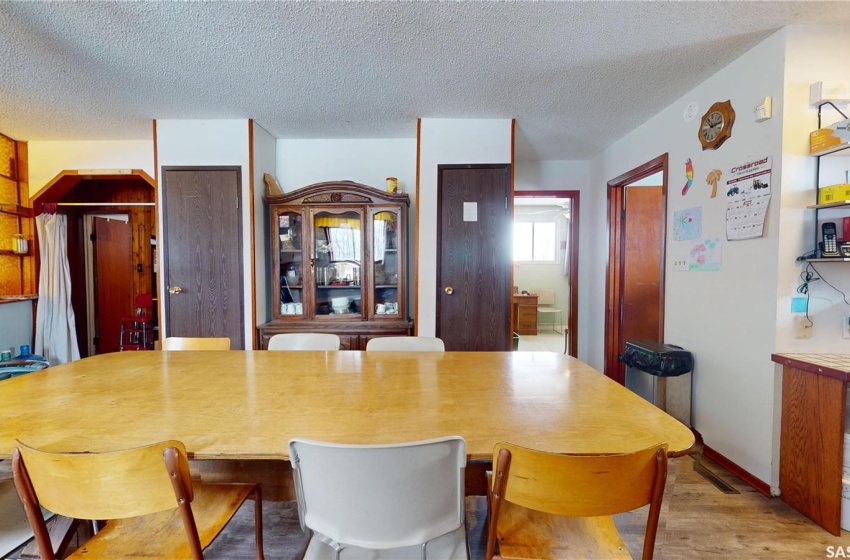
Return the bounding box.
[274,208,304,317]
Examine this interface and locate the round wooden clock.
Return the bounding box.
[698,100,735,150]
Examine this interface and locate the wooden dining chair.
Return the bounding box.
[161,336,232,350]
[267,333,340,351]
[486,442,668,560]
[365,336,445,351]
[289,436,469,559]
[12,439,264,560]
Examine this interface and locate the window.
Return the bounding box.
[513,221,556,262]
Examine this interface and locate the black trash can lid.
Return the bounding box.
[618,340,693,377]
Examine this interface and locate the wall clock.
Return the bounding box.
[698,100,735,150]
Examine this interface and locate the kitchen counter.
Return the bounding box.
[772,353,850,382]
[772,353,850,535]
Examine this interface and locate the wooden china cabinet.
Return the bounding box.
[258,181,412,350]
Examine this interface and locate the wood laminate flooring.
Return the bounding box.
[6,452,850,559]
[202,453,850,560]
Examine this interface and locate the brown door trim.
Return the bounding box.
[604,154,668,383]
[514,190,579,357]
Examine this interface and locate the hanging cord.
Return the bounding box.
[807,262,850,305]
[797,262,850,327]
[797,267,815,326]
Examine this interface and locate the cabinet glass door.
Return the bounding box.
[373,209,401,317]
[277,210,304,316]
[313,209,363,318]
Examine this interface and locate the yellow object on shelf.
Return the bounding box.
[810,117,850,154]
[386,177,398,193]
[819,184,850,204]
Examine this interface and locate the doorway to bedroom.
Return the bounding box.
[513,190,578,356]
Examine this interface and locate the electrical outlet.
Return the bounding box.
[844,315,850,339]
[794,315,813,339]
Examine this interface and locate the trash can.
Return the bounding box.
[619,340,693,427]
[512,332,520,351]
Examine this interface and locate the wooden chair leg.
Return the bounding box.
[253,485,264,560]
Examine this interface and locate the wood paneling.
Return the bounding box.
[779,364,846,534]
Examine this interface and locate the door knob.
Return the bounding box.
[444,287,454,295]
[168,286,184,295]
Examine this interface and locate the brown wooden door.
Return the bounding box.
[621,186,663,351]
[93,217,133,354]
[604,155,668,384]
[162,167,244,348]
[436,165,512,351]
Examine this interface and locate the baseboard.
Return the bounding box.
[702,444,771,497]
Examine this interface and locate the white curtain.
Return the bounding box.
[35,214,80,365]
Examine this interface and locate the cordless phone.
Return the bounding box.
[822,222,839,257]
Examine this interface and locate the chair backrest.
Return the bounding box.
[161,337,231,351]
[267,333,340,351]
[12,440,202,560]
[365,336,445,352]
[289,436,466,550]
[488,441,667,560]
[536,288,555,306]
[134,293,153,315]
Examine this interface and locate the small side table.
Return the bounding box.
[513,294,538,335]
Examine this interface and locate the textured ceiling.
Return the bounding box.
[2,1,850,160]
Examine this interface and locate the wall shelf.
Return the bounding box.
[806,200,850,210]
[805,102,850,261]
[810,143,850,158]
[0,249,30,257]
[0,294,37,305]
[0,204,33,218]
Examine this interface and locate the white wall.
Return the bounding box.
[417,119,513,335]
[0,301,34,356]
[155,119,253,346]
[588,30,787,484]
[768,25,850,490]
[514,160,590,191]
[515,159,591,356]
[776,26,850,353]
[27,140,154,195]
[253,122,277,327]
[276,138,416,193]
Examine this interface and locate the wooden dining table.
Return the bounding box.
[0,350,694,462]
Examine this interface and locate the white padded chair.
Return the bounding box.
[365,336,445,352]
[535,289,563,334]
[267,333,340,351]
[289,436,469,559]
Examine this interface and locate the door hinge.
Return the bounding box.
[236,196,239,210]
[505,197,508,209]
[93,336,99,347]
[90,233,96,242]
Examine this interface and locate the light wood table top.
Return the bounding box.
[0,351,694,461]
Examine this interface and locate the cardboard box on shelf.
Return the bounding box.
[820,184,850,204]
[811,117,850,154]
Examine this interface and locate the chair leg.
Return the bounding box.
[253,485,264,560]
